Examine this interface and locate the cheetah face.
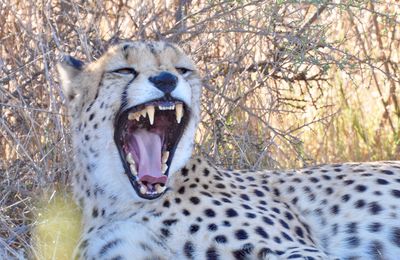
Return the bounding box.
[58,41,201,201]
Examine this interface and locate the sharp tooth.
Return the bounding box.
[162,163,168,173]
[140,184,147,194]
[162,151,169,163]
[146,105,155,125]
[135,113,141,121]
[175,103,183,123]
[155,184,166,193]
[126,153,134,164]
[128,112,136,120]
[140,109,147,118]
[130,164,137,176]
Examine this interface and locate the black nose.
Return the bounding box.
[149,72,178,94]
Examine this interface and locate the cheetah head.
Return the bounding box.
[58,41,201,201]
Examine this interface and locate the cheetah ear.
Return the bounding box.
[57,55,85,102]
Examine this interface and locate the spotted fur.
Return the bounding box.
[58,41,400,259]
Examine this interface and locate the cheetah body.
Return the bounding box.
[58,41,400,260]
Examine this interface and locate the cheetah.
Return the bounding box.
[58,41,400,259]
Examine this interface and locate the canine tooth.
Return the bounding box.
[155,184,166,193]
[130,164,137,176]
[162,163,168,173]
[128,112,136,120]
[140,184,147,194]
[162,151,169,163]
[175,103,183,123]
[126,153,134,164]
[146,105,155,125]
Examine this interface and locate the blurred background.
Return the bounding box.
[0,0,399,258]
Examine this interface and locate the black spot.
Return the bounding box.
[344,180,354,185]
[212,200,222,206]
[163,219,178,226]
[346,236,360,248]
[191,164,196,171]
[89,113,95,121]
[235,229,248,240]
[322,175,331,180]
[204,209,216,217]
[273,188,280,196]
[381,170,394,175]
[99,239,122,256]
[281,231,294,241]
[175,198,181,204]
[203,168,210,176]
[355,184,367,192]
[189,224,199,234]
[85,135,90,141]
[226,208,238,217]
[240,194,250,201]
[232,243,254,260]
[215,235,227,243]
[273,236,281,244]
[342,194,351,202]
[346,222,358,234]
[309,177,319,183]
[262,216,274,225]
[279,219,290,229]
[368,222,382,233]
[368,240,384,259]
[246,212,256,219]
[325,187,334,195]
[392,190,400,198]
[139,242,152,252]
[201,191,213,197]
[206,247,219,260]
[160,228,170,237]
[182,209,190,216]
[178,186,185,194]
[368,202,383,215]
[285,211,294,220]
[354,199,365,208]
[258,248,274,258]
[208,223,218,231]
[272,207,280,214]
[184,241,195,259]
[92,207,99,218]
[331,205,340,215]
[163,200,170,208]
[190,197,200,205]
[295,226,304,238]
[216,183,225,189]
[223,220,231,227]
[376,178,389,185]
[254,189,264,197]
[255,226,269,239]
[392,227,400,247]
[79,239,89,249]
[181,167,189,176]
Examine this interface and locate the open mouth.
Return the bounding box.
[114,98,189,199]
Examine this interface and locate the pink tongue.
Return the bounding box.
[131,130,167,185]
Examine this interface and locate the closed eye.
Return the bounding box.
[175,67,192,75]
[112,67,138,76]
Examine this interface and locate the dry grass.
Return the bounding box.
[1,0,399,258]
